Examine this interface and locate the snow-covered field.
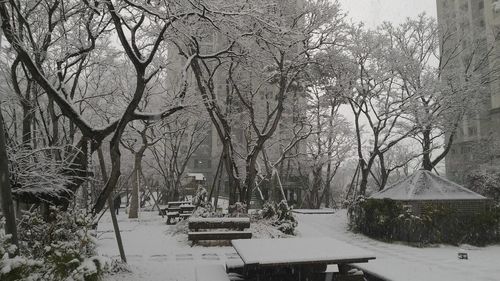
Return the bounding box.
[296,210,500,281]
[97,209,500,281]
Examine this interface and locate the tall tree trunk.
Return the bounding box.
[0,108,19,256]
[244,154,259,205]
[128,154,142,219]
[325,162,332,208]
[20,84,34,148]
[97,147,127,263]
[358,167,370,196]
[422,129,433,171]
[422,128,432,171]
[223,143,239,205]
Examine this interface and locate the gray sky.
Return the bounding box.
[338,0,437,26]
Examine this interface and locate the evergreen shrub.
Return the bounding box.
[348,197,500,246]
[0,207,109,281]
[260,200,298,235]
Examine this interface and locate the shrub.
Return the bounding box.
[465,169,500,203]
[260,200,298,235]
[261,202,276,219]
[228,202,248,216]
[348,198,500,246]
[0,208,109,281]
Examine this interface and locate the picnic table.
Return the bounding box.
[231,237,375,281]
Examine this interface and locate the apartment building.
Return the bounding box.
[437,0,500,182]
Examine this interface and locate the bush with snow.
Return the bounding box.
[465,168,500,203]
[228,202,248,216]
[7,145,79,203]
[259,200,298,235]
[0,208,109,281]
[348,198,500,246]
[192,185,208,207]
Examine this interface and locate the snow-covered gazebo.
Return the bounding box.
[369,170,491,215]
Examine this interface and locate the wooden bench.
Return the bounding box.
[165,201,194,225]
[166,212,180,225]
[188,217,252,245]
[188,231,252,241]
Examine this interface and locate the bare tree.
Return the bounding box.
[147,112,208,203]
[0,1,184,210]
[121,122,156,219]
[170,0,346,206]
[385,14,500,171]
[340,26,416,195]
[298,64,353,208]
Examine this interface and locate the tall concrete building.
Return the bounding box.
[437,0,500,183]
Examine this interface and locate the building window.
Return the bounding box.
[479,1,484,10]
[468,126,477,136]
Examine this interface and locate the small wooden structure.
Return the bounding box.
[188,217,252,245]
[370,170,491,215]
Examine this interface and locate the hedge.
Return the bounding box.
[348,197,500,246]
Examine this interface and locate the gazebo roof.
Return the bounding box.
[370,170,487,201]
[12,186,73,205]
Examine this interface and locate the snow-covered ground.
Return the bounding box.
[98,209,500,281]
[97,211,235,281]
[296,210,500,281]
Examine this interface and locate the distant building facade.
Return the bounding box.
[437,0,500,183]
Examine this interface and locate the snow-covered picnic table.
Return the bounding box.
[232,237,375,279]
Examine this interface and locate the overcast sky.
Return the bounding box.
[337,0,437,26]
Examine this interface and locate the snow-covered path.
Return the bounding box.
[98,212,237,281]
[295,211,500,281]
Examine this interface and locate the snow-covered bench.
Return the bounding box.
[188,217,252,245]
[165,202,195,224]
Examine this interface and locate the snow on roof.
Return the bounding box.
[370,170,487,201]
[12,186,73,204]
[186,173,206,181]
